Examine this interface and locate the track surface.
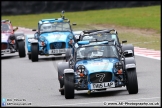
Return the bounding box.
[1,28,161,107]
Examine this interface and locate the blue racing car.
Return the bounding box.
[57,39,138,99]
[26,11,76,62]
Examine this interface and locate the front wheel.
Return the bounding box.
[126,68,138,94]
[17,40,26,58]
[64,73,74,99]
[31,43,38,62]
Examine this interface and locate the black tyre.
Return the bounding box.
[60,83,64,95]
[126,68,138,94]
[64,73,74,99]
[57,62,69,86]
[31,43,38,62]
[65,49,72,62]
[17,40,26,57]
[28,53,31,59]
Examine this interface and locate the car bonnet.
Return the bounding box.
[40,32,72,43]
[75,58,119,74]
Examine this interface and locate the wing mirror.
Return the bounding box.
[32,29,37,31]
[72,23,77,26]
[34,32,38,39]
[122,40,127,44]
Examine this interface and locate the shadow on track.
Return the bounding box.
[38,56,66,62]
[1,55,19,59]
[75,89,127,98]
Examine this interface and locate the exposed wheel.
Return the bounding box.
[64,73,74,99]
[126,68,138,94]
[28,53,31,59]
[31,43,38,62]
[60,83,64,95]
[17,40,26,57]
[65,49,72,62]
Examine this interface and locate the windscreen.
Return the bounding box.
[1,23,12,32]
[40,22,71,32]
[76,45,119,60]
[82,33,119,45]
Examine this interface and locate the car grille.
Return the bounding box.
[89,72,112,83]
[50,42,66,49]
[1,43,8,50]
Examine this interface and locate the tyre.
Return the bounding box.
[126,68,138,94]
[28,53,31,59]
[57,62,69,86]
[31,43,38,62]
[17,40,26,57]
[60,83,64,95]
[65,49,72,62]
[64,73,74,99]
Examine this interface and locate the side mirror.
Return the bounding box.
[13,27,18,32]
[34,32,38,39]
[72,23,77,26]
[32,29,37,31]
[122,40,127,44]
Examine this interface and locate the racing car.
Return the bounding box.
[26,11,76,62]
[1,19,26,57]
[66,29,134,61]
[57,39,138,99]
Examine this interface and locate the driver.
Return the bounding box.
[40,23,52,31]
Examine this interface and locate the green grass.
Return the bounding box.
[119,32,160,50]
[2,5,160,31]
[2,5,161,50]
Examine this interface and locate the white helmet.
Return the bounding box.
[41,23,52,31]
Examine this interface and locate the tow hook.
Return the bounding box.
[87,90,91,95]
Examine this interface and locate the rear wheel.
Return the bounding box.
[64,73,74,99]
[28,53,31,59]
[126,68,138,94]
[60,83,64,95]
[31,44,38,62]
[17,40,26,58]
[65,49,72,62]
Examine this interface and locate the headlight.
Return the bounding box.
[39,36,45,41]
[77,65,85,73]
[9,35,15,40]
[68,34,73,39]
[115,62,123,70]
[77,65,85,77]
[17,36,24,40]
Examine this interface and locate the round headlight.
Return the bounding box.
[77,65,85,73]
[115,62,123,70]
[39,36,45,41]
[68,34,73,39]
[9,35,15,40]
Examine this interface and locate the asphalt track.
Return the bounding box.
[1,30,161,107]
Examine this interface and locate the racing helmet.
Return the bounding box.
[41,23,52,31]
